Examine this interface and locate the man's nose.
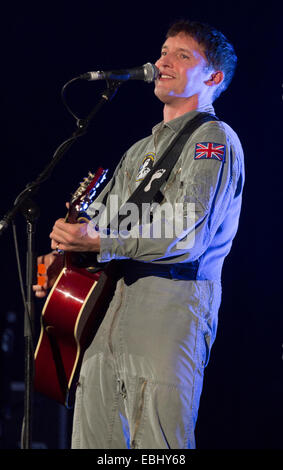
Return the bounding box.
[155,54,173,69]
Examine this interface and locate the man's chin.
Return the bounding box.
[154,86,173,104]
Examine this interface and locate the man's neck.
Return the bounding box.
[163,95,212,123]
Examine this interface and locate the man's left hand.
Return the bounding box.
[50,218,100,252]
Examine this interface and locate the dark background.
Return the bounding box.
[0,0,282,450]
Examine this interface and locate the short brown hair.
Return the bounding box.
[166,20,238,99]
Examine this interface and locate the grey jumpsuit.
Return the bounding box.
[71,105,245,449]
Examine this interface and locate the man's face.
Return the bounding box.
[154,32,211,104]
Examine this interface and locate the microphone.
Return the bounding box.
[80,63,160,83]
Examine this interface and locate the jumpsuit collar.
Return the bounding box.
[152,103,215,136]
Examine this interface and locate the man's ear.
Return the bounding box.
[205,70,224,87]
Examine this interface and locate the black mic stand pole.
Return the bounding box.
[0,79,121,449]
[19,197,40,450]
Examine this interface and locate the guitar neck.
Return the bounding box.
[66,206,79,224]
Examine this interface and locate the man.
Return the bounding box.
[33,20,244,449]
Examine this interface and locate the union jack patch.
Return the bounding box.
[194,142,226,162]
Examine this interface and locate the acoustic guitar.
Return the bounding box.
[34,168,116,408]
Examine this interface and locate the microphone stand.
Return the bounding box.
[20,197,40,450]
[0,79,121,449]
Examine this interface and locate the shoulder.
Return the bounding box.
[199,119,242,149]
[122,133,153,167]
[126,134,152,154]
[191,118,244,165]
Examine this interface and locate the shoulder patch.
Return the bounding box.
[194,142,226,162]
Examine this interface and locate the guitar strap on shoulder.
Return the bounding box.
[117,112,219,226]
[74,112,218,269]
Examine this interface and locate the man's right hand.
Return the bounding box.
[33,251,64,298]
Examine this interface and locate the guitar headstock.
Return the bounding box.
[68,167,108,223]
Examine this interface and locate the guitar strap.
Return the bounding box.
[124,113,218,203]
[115,113,219,226]
[75,112,219,269]
[116,111,219,227]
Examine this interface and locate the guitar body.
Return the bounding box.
[34,168,115,408]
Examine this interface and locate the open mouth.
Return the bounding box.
[159,74,175,80]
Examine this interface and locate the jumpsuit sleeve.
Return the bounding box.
[91,121,243,264]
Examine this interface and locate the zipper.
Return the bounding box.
[117,378,127,400]
[131,379,148,449]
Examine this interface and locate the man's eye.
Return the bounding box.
[180,53,189,59]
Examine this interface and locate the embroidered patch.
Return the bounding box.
[194,142,226,162]
[144,169,166,192]
[136,153,155,181]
